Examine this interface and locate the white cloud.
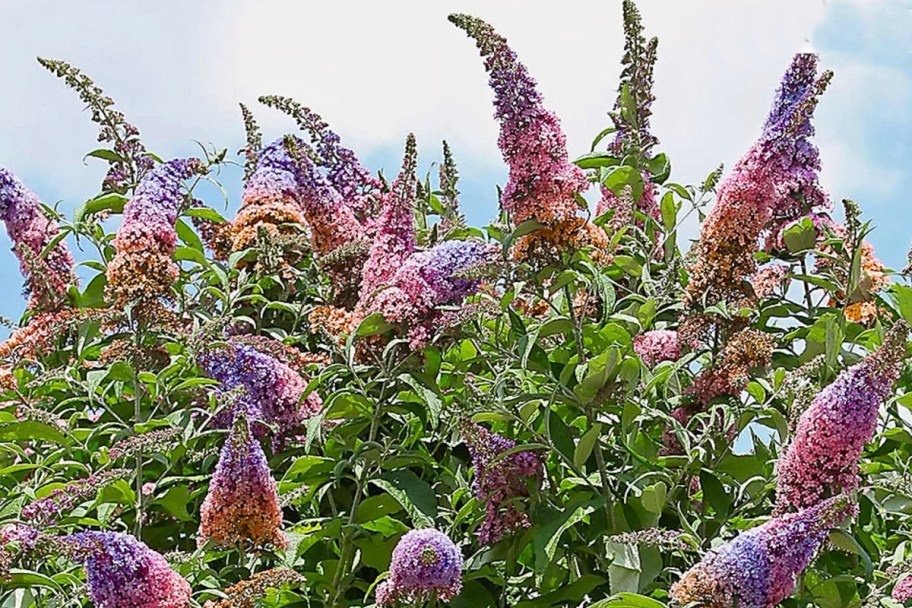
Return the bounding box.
[0,0,831,205]
[816,61,911,200]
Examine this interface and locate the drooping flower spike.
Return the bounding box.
[358,134,418,310]
[376,529,463,606]
[197,341,322,446]
[198,414,287,551]
[106,158,203,322]
[259,95,382,224]
[685,54,832,319]
[0,166,76,312]
[449,14,608,263]
[66,531,192,608]
[461,421,542,545]
[775,321,908,512]
[671,495,854,608]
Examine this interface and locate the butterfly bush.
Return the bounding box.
[671,495,853,608]
[198,415,287,550]
[775,322,907,512]
[462,422,542,545]
[197,341,321,444]
[685,54,831,319]
[106,158,202,321]
[357,135,418,308]
[449,14,608,263]
[5,7,912,608]
[66,531,192,608]
[376,529,463,606]
[259,95,382,228]
[0,166,75,311]
[230,137,308,255]
[366,240,497,347]
[894,575,912,603]
[633,329,680,368]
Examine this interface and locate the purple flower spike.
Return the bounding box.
[0,166,76,311]
[776,322,908,512]
[462,422,542,545]
[671,495,854,608]
[66,531,191,608]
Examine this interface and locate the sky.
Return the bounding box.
[0,0,909,325]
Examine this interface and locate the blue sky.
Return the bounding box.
[0,0,909,325]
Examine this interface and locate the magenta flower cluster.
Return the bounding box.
[364,240,496,348]
[775,324,907,512]
[0,166,75,311]
[66,531,191,608]
[894,575,912,603]
[376,529,463,606]
[462,422,542,545]
[633,329,680,367]
[448,14,592,262]
[671,495,853,608]
[197,341,322,446]
[357,136,418,307]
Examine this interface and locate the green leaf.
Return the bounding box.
[356,313,396,337]
[74,193,128,223]
[699,471,731,516]
[587,593,667,608]
[640,482,667,515]
[782,217,817,253]
[184,206,227,223]
[372,470,436,528]
[574,423,602,469]
[0,421,69,445]
[156,485,192,521]
[175,218,204,251]
[77,273,108,308]
[574,152,621,169]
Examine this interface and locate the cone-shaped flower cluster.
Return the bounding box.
[462,422,542,545]
[685,54,832,318]
[449,14,607,263]
[67,531,191,608]
[197,341,321,445]
[775,322,908,512]
[0,166,75,311]
[230,137,308,256]
[633,329,680,368]
[365,240,497,348]
[376,529,463,606]
[357,135,418,308]
[294,144,367,257]
[198,415,286,550]
[106,159,201,322]
[671,495,853,608]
